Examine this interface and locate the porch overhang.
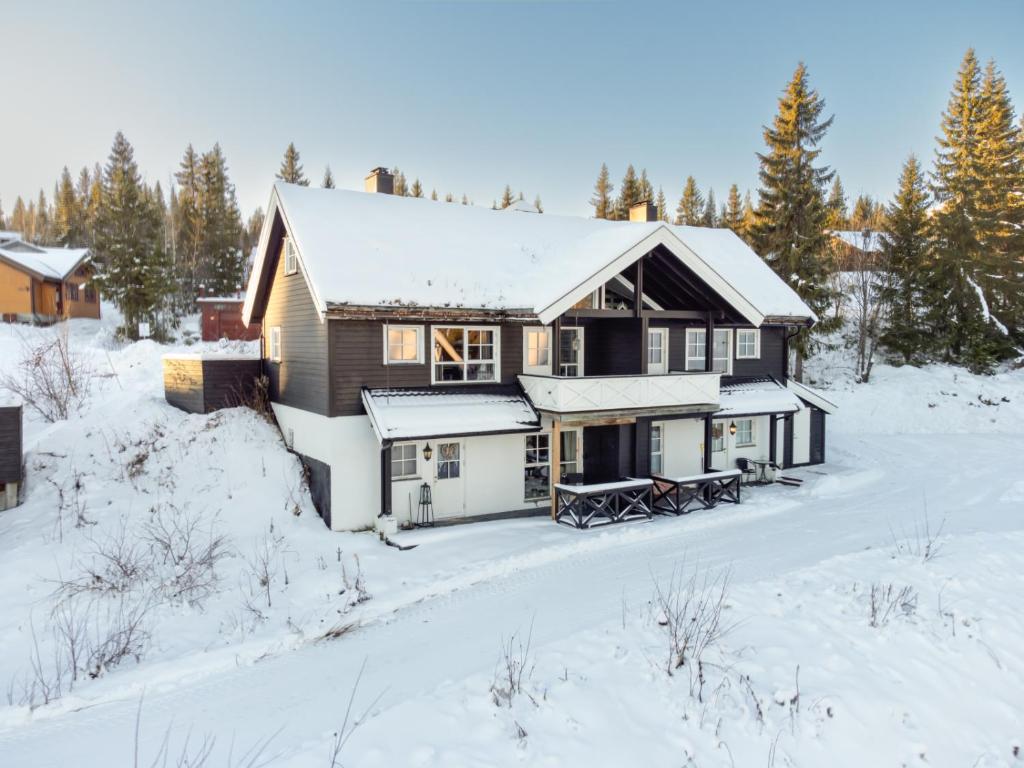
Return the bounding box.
[715,378,803,418]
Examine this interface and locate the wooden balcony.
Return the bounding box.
[518,371,720,415]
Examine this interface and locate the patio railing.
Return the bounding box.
[650,469,742,515]
[554,478,653,529]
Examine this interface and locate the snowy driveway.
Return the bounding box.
[1,431,1021,766]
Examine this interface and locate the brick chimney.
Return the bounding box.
[364,167,394,194]
[629,200,657,222]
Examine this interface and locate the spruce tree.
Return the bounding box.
[928,49,1015,369]
[638,169,654,203]
[825,176,848,230]
[54,166,86,246]
[445,192,454,203]
[197,144,244,296]
[321,166,335,189]
[879,155,932,363]
[10,196,27,236]
[533,194,544,213]
[174,144,203,306]
[393,168,408,196]
[590,163,614,219]
[656,186,668,222]
[34,190,51,244]
[674,176,703,226]
[702,188,717,227]
[91,132,169,338]
[850,195,882,230]
[615,165,640,219]
[0,197,5,229]
[722,184,744,232]
[276,143,309,186]
[500,184,515,208]
[975,59,1024,345]
[752,62,839,376]
[411,179,424,198]
[461,193,469,205]
[430,189,438,201]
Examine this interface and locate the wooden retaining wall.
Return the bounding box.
[163,356,262,414]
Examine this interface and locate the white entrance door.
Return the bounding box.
[432,441,466,518]
[648,328,669,374]
[792,407,810,465]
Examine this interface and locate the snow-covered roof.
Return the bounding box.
[245,184,815,328]
[197,293,247,303]
[716,379,803,417]
[0,230,23,244]
[502,199,540,213]
[0,242,90,281]
[362,387,541,443]
[831,230,885,253]
[786,379,838,414]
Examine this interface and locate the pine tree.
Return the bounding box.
[430,189,438,201]
[9,196,27,236]
[0,197,5,230]
[722,184,744,233]
[590,163,614,219]
[411,179,424,198]
[174,144,203,306]
[91,132,169,339]
[825,176,848,230]
[928,49,1015,369]
[850,194,883,230]
[752,63,839,376]
[975,59,1024,345]
[445,192,454,203]
[197,144,244,297]
[321,166,335,189]
[276,143,309,186]
[393,168,408,196]
[615,165,640,219]
[879,155,932,364]
[533,194,544,213]
[461,193,469,205]
[500,184,515,208]
[54,167,87,246]
[674,176,703,226]
[655,186,669,222]
[33,190,51,244]
[702,188,717,227]
[638,169,654,203]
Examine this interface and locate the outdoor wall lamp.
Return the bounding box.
[729,421,737,436]
[423,443,433,461]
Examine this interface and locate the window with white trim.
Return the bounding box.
[736,329,760,359]
[283,237,297,275]
[650,425,664,474]
[390,443,418,479]
[560,429,580,480]
[524,434,550,501]
[735,418,755,447]
[523,327,551,374]
[432,326,498,382]
[384,325,423,365]
[269,326,282,362]
[437,442,461,479]
[559,327,584,377]
[685,328,731,374]
[711,422,725,452]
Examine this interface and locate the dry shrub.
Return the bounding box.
[0,330,93,422]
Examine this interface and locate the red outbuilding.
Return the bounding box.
[197,295,261,342]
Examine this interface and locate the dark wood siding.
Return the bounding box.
[729,325,787,381]
[163,358,261,413]
[0,405,22,483]
[329,320,525,417]
[263,235,330,415]
[299,454,331,527]
[163,358,205,414]
[809,409,825,464]
[583,318,643,376]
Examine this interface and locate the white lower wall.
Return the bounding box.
[271,403,380,531]
[792,406,811,465]
[711,415,775,476]
[657,418,704,478]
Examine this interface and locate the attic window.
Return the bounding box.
[283,238,298,275]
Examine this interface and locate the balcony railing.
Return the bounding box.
[518,371,720,414]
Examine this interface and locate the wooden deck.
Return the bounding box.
[650,469,742,515]
[554,478,654,529]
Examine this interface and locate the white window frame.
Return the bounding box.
[283,237,298,276]
[268,326,282,362]
[383,324,424,365]
[559,429,581,480]
[711,421,725,452]
[436,442,461,480]
[522,326,552,375]
[430,325,501,384]
[647,327,669,374]
[558,326,585,377]
[736,329,760,360]
[650,424,664,474]
[390,443,419,479]
[685,328,732,374]
[524,433,551,501]
[735,418,755,447]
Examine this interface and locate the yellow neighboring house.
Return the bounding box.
[0,232,99,324]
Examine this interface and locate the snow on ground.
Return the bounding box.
[0,314,1022,767]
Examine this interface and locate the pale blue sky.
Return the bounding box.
[2,0,1022,219]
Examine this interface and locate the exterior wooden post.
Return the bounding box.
[703,414,713,473]
[769,415,778,468]
[552,315,562,376]
[704,312,714,372]
[640,315,649,374]
[550,420,561,520]
[380,442,392,518]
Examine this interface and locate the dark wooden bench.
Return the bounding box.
[554,478,653,529]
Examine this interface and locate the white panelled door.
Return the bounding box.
[432,441,466,518]
[648,328,669,375]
